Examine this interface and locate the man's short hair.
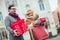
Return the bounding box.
[8,5,14,10]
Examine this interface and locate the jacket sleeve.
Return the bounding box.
[5,17,14,34]
[34,19,40,25]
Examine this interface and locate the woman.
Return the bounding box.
[25,9,48,40]
[5,5,24,40]
[25,9,39,40]
[25,9,39,26]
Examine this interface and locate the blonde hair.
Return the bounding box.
[25,8,39,20]
[27,8,34,12]
[26,8,34,15]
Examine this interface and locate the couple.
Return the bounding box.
[5,5,39,40]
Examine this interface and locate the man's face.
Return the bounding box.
[9,7,16,13]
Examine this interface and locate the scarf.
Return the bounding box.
[9,13,20,20]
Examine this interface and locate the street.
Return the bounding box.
[46,34,60,40]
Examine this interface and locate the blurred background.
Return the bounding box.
[0,0,60,40]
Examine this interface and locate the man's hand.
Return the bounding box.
[13,30,19,36]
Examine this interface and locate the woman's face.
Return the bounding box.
[27,10,33,16]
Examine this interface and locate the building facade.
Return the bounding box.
[0,0,58,40]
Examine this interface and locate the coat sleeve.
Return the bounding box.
[34,19,40,25]
[5,17,14,34]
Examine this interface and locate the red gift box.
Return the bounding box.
[10,19,28,36]
[32,26,48,40]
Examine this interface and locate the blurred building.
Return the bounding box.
[58,0,60,8]
[0,0,58,40]
[53,0,60,25]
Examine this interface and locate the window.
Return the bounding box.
[0,12,3,21]
[38,0,45,10]
[6,0,17,8]
[25,4,30,9]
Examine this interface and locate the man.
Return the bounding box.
[5,5,24,40]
